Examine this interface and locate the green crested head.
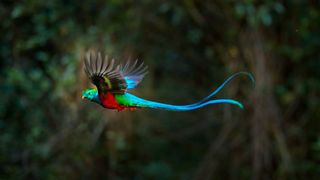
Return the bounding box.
[82,88,100,103]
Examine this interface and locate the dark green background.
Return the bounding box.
[1,1,319,179]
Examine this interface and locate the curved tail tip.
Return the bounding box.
[222,99,244,109]
[233,101,244,109]
[238,71,255,87]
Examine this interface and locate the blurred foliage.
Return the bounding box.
[0,0,319,179]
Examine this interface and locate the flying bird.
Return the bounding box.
[82,51,254,111]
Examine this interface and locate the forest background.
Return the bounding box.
[0,1,319,179]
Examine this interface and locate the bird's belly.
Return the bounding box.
[99,93,137,111]
[99,93,121,109]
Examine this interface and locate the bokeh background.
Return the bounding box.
[1,1,320,179]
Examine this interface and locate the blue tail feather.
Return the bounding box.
[184,72,254,107]
[124,72,254,111]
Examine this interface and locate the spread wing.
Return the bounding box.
[119,59,148,89]
[84,51,148,94]
[84,51,126,94]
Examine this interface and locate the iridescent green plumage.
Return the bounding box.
[82,51,254,111]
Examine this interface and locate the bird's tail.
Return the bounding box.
[130,72,254,111]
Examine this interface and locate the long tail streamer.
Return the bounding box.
[127,72,254,111]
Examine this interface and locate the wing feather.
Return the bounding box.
[84,51,127,94]
[119,58,148,89]
[84,51,148,92]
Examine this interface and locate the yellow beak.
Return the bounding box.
[81,96,85,99]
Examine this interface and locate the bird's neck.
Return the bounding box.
[91,93,100,104]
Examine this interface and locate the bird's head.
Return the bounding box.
[82,88,100,103]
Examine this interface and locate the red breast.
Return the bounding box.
[99,92,120,109]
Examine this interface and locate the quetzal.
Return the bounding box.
[82,51,254,111]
